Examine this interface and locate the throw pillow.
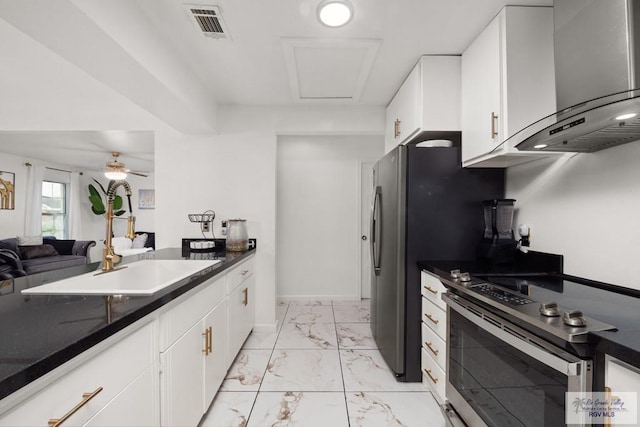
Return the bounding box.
[17,235,43,246]
[47,239,76,255]
[19,244,59,259]
[132,233,148,249]
[112,237,133,252]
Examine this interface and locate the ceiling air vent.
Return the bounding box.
[184,5,229,39]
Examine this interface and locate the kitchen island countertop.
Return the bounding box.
[0,247,255,401]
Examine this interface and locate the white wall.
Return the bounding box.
[506,141,640,290]
[154,131,277,330]
[277,135,383,299]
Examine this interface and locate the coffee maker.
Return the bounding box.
[477,199,518,263]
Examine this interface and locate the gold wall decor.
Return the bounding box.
[0,171,15,210]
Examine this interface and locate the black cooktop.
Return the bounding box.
[480,274,640,331]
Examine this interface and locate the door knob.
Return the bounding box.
[361,235,367,241]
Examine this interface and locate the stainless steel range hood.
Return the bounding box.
[515,0,640,152]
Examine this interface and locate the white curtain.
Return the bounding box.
[68,172,83,239]
[24,164,45,236]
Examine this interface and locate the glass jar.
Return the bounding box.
[226,219,248,252]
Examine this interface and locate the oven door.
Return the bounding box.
[443,293,592,427]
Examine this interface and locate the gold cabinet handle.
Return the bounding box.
[424,313,439,325]
[242,287,248,306]
[202,326,212,355]
[394,118,401,138]
[423,368,438,384]
[424,341,439,356]
[604,386,612,427]
[241,269,250,276]
[202,328,209,355]
[207,326,212,354]
[48,387,103,426]
[423,285,438,295]
[491,112,498,139]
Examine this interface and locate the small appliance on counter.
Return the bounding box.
[476,198,518,264]
[226,219,248,252]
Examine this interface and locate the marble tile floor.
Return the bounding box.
[200,299,446,427]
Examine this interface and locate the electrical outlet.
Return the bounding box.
[202,222,210,232]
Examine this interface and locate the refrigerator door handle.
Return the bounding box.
[370,186,382,275]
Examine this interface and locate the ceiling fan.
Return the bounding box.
[104,152,148,179]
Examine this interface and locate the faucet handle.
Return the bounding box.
[125,216,136,239]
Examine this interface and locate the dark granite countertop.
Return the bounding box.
[0,247,256,401]
[418,256,640,369]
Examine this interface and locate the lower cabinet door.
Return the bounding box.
[227,274,255,364]
[421,348,446,403]
[203,301,228,410]
[83,365,157,426]
[160,320,205,427]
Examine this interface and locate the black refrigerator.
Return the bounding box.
[369,134,504,382]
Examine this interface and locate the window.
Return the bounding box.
[41,181,67,238]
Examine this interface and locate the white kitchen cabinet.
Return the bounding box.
[385,55,461,153]
[461,6,557,167]
[605,355,640,426]
[420,270,447,404]
[159,275,227,426]
[83,365,158,426]
[159,256,255,426]
[0,321,156,427]
[227,258,256,365]
[203,300,228,408]
[160,318,206,427]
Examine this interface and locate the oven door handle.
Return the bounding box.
[443,293,588,379]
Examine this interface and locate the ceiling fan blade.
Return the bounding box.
[129,171,149,177]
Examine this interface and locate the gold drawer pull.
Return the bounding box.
[48,387,103,426]
[424,341,439,356]
[394,118,401,138]
[423,285,438,295]
[242,287,248,306]
[202,326,212,355]
[423,368,438,384]
[491,112,498,139]
[424,313,439,325]
[241,269,250,276]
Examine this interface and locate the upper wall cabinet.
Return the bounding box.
[385,56,461,153]
[461,6,559,168]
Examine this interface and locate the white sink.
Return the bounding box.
[21,260,221,296]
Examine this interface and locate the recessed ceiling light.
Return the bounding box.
[317,0,353,27]
[533,144,548,149]
[615,113,637,120]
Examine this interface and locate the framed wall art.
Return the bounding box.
[138,189,155,210]
[0,171,15,210]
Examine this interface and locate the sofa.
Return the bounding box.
[0,237,96,277]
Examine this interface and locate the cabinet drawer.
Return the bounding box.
[421,322,446,371]
[421,297,446,340]
[0,322,154,426]
[421,270,447,310]
[159,275,225,350]
[421,347,446,403]
[226,257,255,294]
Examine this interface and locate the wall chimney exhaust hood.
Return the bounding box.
[515,0,640,153]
